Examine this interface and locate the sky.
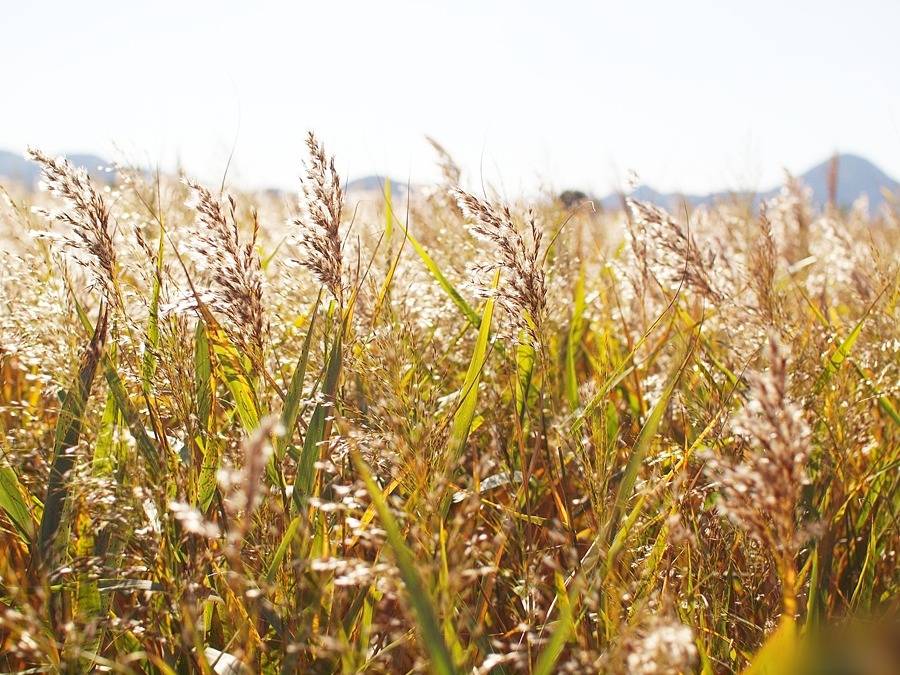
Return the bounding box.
[3,0,900,196]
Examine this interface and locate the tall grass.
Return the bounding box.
[0,140,897,673]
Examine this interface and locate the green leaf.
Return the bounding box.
[293,329,342,509]
[195,320,213,431]
[0,464,35,540]
[103,356,163,476]
[565,264,586,409]
[515,332,536,422]
[92,390,118,479]
[534,573,574,675]
[209,328,260,433]
[354,453,458,675]
[400,222,480,328]
[194,322,218,511]
[140,228,165,396]
[36,306,108,566]
[742,616,797,675]
[265,516,302,583]
[71,293,163,475]
[606,341,692,547]
[447,271,499,464]
[277,291,321,461]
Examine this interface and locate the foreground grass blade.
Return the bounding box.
[400,221,480,327]
[71,293,163,475]
[605,337,693,547]
[0,463,35,540]
[742,616,797,675]
[265,515,302,583]
[277,290,321,461]
[447,270,499,464]
[294,328,342,509]
[208,324,261,433]
[35,306,108,567]
[195,321,218,511]
[141,228,165,396]
[534,573,574,675]
[565,264,586,409]
[515,331,536,422]
[353,453,458,675]
[103,357,163,475]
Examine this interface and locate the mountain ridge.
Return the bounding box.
[2,150,895,209]
[597,153,898,210]
[0,149,115,187]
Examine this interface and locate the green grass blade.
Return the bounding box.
[515,333,536,422]
[195,320,214,428]
[194,321,218,511]
[140,228,164,396]
[0,464,35,541]
[606,341,692,546]
[293,329,342,509]
[70,292,163,474]
[103,357,163,476]
[400,222,480,327]
[35,307,108,566]
[277,291,321,461]
[565,264,586,409]
[447,271,499,464]
[354,453,458,675]
[266,515,302,583]
[208,327,260,433]
[533,573,574,675]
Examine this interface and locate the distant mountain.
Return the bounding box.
[599,154,899,211]
[0,150,115,188]
[786,153,898,208]
[345,175,408,195]
[2,149,894,212]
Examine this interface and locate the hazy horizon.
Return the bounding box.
[4,0,900,196]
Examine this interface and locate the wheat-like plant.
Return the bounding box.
[0,140,896,674]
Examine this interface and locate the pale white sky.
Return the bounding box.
[3,0,900,195]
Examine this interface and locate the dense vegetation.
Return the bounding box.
[0,138,897,673]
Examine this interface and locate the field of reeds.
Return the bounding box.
[0,136,898,673]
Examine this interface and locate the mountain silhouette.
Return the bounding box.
[0,150,116,188]
[345,175,408,194]
[599,154,898,211]
[2,150,895,211]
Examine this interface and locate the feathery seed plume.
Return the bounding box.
[183,178,267,360]
[454,188,547,337]
[27,148,118,303]
[292,132,344,302]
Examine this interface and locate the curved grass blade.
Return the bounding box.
[0,463,35,541]
[515,333,536,422]
[605,337,694,547]
[71,293,163,475]
[277,291,321,462]
[103,357,163,476]
[35,305,108,567]
[353,452,458,675]
[565,264,586,409]
[293,329,342,510]
[194,321,219,511]
[140,227,165,396]
[534,573,574,675]
[399,221,479,327]
[447,271,499,464]
[265,515,302,583]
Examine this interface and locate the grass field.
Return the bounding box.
[0,137,898,673]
